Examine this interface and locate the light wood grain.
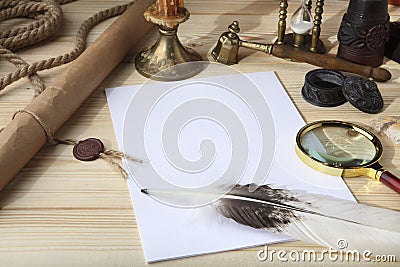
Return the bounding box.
[0,1,399,266]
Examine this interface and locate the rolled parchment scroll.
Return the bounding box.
[0,0,154,191]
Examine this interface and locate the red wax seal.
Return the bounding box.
[73,138,105,161]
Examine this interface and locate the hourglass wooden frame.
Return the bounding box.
[277,0,326,53]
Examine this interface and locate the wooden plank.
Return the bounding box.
[0,1,399,266]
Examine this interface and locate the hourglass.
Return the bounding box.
[277,0,325,53]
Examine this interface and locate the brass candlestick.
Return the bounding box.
[135,4,202,80]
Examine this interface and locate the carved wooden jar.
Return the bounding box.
[337,0,389,67]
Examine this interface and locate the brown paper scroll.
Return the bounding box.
[0,0,155,191]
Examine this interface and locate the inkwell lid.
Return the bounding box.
[342,76,383,114]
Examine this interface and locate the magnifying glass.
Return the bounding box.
[296,120,400,193]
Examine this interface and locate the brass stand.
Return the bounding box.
[310,0,324,52]
[283,33,326,54]
[135,5,202,80]
[276,0,325,53]
[276,0,288,45]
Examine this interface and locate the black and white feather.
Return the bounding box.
[142,184,400,257]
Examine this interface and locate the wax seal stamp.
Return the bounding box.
[73,138,105,161]
[342,77,383,114]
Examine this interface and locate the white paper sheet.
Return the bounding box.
[106,71,355,262]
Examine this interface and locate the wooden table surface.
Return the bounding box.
[0,1,399,266]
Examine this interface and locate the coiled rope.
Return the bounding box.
[0,0,133,96]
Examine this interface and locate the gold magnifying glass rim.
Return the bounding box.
[295,120,383,177]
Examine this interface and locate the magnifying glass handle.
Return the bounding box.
[379,171,400,194]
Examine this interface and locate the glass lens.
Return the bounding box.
[300,125,377,167]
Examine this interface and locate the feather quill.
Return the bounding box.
[142,184,400,258]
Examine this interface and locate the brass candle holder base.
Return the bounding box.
[135,6,202,80]
[278,33,326,54]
